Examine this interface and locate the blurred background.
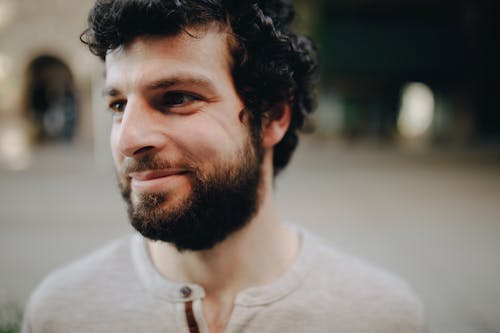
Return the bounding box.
[1,0,499,332]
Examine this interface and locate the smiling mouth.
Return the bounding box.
[128,169,190,192]
[129,169,188,181]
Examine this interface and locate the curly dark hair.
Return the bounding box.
[81,0,318,175]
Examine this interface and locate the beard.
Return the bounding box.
[118,132,264,252]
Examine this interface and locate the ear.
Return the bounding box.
[262,104,292,149]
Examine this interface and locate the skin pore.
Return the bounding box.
[105,26,299,333]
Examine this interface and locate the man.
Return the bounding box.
[22,1,425,332]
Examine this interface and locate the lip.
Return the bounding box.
[129,169,187,181]
[128,169,189,192]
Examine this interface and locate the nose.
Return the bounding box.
[114,96,166,158]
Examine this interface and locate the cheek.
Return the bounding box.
[189,110,247,151]
[110,127,123,169]
[172,121,245,163]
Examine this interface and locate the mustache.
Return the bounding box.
[121,154,195,175]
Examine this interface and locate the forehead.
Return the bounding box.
[104,27,232,89]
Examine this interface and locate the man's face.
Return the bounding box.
[105,27,263,251]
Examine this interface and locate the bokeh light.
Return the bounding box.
[397,82,435,139]
[0,124,32,171]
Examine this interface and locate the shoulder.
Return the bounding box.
[34,234,134,292]
[294,229,426,332]
[22,235,138,332]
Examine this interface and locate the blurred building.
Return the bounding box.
[0,0,102,169]
[306,0,500,146]
[0,0,499,170]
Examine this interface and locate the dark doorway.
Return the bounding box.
[25,55,78,143]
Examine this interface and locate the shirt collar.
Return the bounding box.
[130,225,316,306]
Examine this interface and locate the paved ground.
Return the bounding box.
[1,136,500,333]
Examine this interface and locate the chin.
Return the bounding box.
[131,193,179,214]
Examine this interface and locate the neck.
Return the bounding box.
[146,161,299,298]
[147,191,299,296]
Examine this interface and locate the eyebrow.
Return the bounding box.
[102,74,218,97]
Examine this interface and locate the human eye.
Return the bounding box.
[108,99,126,114]
[162,92,201,108]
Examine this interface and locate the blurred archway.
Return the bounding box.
[24,55,78,143]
